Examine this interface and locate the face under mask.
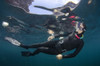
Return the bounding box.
[75,22,84,31]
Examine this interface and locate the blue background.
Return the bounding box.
[0,0,100,66]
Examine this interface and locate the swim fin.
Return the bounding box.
[21,51,32,57]
[5,37,21,46]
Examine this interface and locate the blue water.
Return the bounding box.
[0,0,100,66]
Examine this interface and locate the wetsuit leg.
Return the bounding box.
[20,40,59,49]
[21,47,60,57]
[34,5,53,11]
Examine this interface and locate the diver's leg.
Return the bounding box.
[34,5,53,11]
[20,40,58,49]
[5,36,58,49]
[21,47,60,57]
[33,47,60,55]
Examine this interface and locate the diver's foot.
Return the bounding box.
[5,37,21,46]
[21,51,32,57]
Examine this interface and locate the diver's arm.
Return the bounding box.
[47,33,67,41]
[63,42,84,58]
[48,32,73,41]
[54,33,69,38]
[54,32,73,38]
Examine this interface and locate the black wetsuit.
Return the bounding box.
[20,33,84,58]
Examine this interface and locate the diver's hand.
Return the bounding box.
[48,36,55,41]
[56,54,63,60]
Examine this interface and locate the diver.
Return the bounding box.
[5,22,86,60]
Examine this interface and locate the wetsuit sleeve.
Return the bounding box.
[54,33,69,38]
[54,32,73,38]
[63,41,84,58]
